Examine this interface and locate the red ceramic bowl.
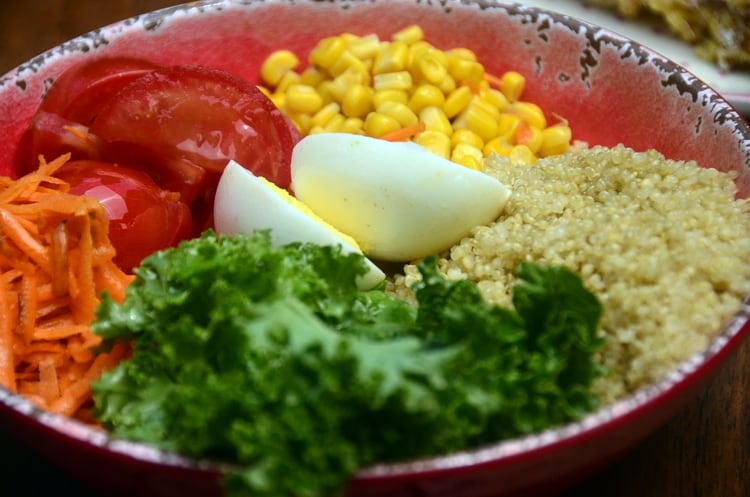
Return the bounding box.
[1,1,749,497]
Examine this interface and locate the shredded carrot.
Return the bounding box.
[483,72,504,89]
[379,122,426,142]
[0,153,135,418]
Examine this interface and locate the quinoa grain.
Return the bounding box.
[388,144,750,404]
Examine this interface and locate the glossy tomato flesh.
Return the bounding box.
[55,160,194,272]
[89,65,300,191]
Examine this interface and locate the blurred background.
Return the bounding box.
[0,0,183,74]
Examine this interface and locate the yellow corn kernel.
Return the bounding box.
[364,112,401,137]
[501,71,525,102]
[372,89,409,107]
[448,58,484,85]
[328,69,369,102]
[515,123,543,154]
[373,71,413,91]
[393,25,424,45]
[443,86,473,118]
[310,102,342,128]
[260,50,299,88]
[413,130,451,159]
[376,101,419,127]
[479,87,509,112]
[471,95,501,121]
[276,71,301,94]
[510,144,536,165]
[329,50,370,78]
[538,124,572,157]
[446,47,477,62]
[407,41,434,66]
[437,74,456,94]
[484,137,514,157]
[285,84,324,114]
[309,36,347,69]
[300,66,326,87]
[287,111,312,135]
[497,113,522,141]
[315,80,337,106]
[372,41,410,74]
[347,34,382,60]
[413,51,448,85]
[451,128,484,150]
[510,101,547,130]
[269,92,286,110]
[408,84,445,114]
[341,84,373,118]
[340,117,365,134]
[454,102,498,142]
[419,106,453,136]
[323,113,347,132]
[451,143,484,170]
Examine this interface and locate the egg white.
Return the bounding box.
[290,133,512,261]
[213,160,386,290]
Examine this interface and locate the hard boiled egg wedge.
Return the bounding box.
[214,160,385,290]
[291,133,512,262]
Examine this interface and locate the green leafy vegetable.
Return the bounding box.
[91,230,606,497]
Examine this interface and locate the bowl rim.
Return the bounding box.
[1,0,750,485]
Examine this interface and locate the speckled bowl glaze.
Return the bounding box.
[1,1,749,497]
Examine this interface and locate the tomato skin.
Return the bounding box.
[40,57,161,125]
[89,65,299,191]
[55,160,194,272]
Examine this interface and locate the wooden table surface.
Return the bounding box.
[1,1,748,496]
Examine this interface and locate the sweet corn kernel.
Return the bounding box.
[393,24,424,45]
[315,80,337,106]
[260,50,299,87]
[446,47,477,62]
[376,101,419,127]
[347,34,382,60]
[328,69,369,102]
[413,52,448,85]
[309,36,347,69]
[372,41,410,74]
[373,89,410,107]
[538,124,572,157]
[373,71,413,91]
[323,113,347,132]
[269,92,286,109]
[310,102,342,128]
[413,130,451,158]
[510,144,536,165]
[455,102,498,142]
[276,71,301,93]
[514,122,543,154]
[407,41,434,65]
[287,111,312,135]
[329,50,370,78]
[364,112,401,137]
[451,143,484,170]
[300,67,326,87]
[484,137,514,157]
[420,106,453,136]
[341,84,373,118]
[437,74,456,94]
[510,101,547,130]
[448,58,484,85]
[479,87,509,112]
[286,84,324,114]
[408,84,445,114]
[443,86,473,118]
[497,113,522,141]
[501,70,525,102]
[340,117,365,134]
[451,128,484,149]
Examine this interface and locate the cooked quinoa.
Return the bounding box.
[387,145,750,404]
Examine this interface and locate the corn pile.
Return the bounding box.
[258,25,572,169]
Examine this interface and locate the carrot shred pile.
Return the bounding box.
[0,154,134,421]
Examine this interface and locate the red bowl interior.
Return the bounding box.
[1,1,749,497]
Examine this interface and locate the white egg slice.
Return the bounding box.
[291,133,512,262]
[213,160,386,290]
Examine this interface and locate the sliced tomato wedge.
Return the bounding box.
[40,57,161,125]
[89,65,300,191]
[55,160,194,272]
